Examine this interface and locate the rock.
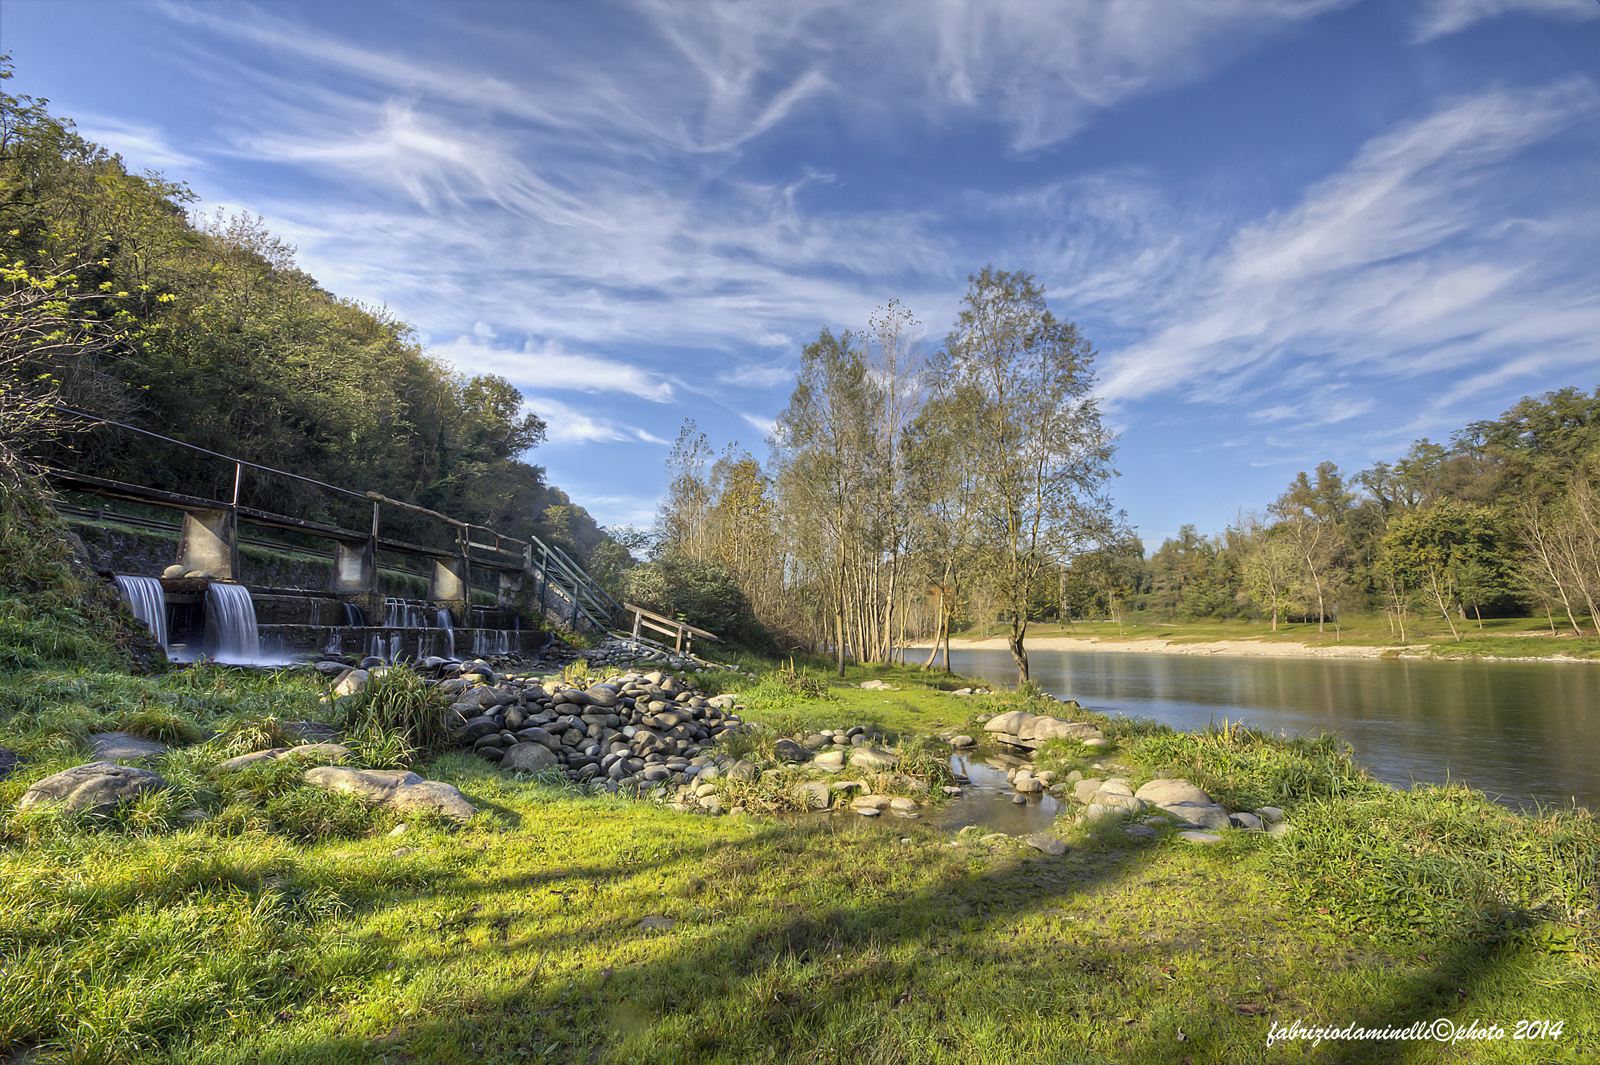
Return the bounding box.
[848,747,898,769]
[1134,778,1213,806]
[949,734,975,748]
[772,738,812,763]
[888,796,919,813]
[302,766,477,822]
[1021,832,1068,856]
[333,670,370,698]
[216,743,354,772]
[87,731,170,764]
[448,715,501,745]
[1091,793,1147,814]
[813,750,846,769]
[851,794,891,811]
[856,807,881,817]
[859,679,895,690]
[1176,830,1223,844]
[501,743,560,773]
[725,760,759,783]
[1014,776,1044,794]
[983,710,1103,750]
[17,762,168,815]
[1123,824,1158,840]
[162,564,186,579]
[1084,802,1129,819]
[638,916,677,931]
[1072,778,1105,804]
[1255,806,1285,824]
[0,748,18,781]
[1230,812,1263,831]
[1266,822,1298,837]
[794,782,831,809]
[1082,738,1110,750]
[1160,802,1233,831]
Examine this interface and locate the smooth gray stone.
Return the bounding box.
[303,766,477,822]
[1022,833,1068,856]
[18,762,167,815]
[87,732,169,764]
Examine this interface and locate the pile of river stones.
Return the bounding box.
[436,665,749,792]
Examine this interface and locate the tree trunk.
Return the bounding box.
[1008,611,1030,685]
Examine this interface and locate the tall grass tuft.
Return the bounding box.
[336,663,449,754]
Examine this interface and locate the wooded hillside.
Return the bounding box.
[1,68,613,565]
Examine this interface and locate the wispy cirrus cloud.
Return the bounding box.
[1096,78,1600,445]
[432,332,677,403]
[1411,0,1599,42]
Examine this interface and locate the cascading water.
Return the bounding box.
[434,608,454,630]
[206,583,261,662]
[114,575,169,655]
[340,602,366,627]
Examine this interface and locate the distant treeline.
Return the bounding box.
[1,67,622,575]
[1091,387,1600,639]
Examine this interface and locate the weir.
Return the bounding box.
[113,575,169,655]
[45,411,632,663]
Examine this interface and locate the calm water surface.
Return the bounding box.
[939,649,1600,812]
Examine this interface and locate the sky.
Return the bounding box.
[4,0,1598,548]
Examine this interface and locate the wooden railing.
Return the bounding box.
[621,602,720,654]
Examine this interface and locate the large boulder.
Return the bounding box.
[848,747,898,770]
[302,766,477,822]
[984,711,1103,750]
[216,743,353,772]
[87,732,170,764]
[1134,778,1213,806]
[17,762,168,815]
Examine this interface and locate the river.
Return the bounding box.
[933,648,1599,813]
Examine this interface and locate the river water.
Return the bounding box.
[934,648,1599,813]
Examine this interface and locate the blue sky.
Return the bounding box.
[5,0,1598,548]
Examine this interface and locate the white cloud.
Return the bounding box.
[431,334,676,402]
[521,396,667,447]
[72,113,204,172]
[1411,0,1599,43]
[1098,81,1600,418]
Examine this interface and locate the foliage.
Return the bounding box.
[624,552,774,652]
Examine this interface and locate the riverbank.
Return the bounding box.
[934,632,1404,658]
[923,620,1600,663]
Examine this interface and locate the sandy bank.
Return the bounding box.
[917,634,1416,659]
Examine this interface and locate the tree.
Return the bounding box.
[1234,514,1299,631]
[1270,463,1351,635]
[1382,500,1507,643]
[924,267,1116,683]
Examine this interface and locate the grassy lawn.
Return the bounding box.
[1,659,1595,1063]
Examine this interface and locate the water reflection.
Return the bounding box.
[929,753,1064,835]
[939,649,1599,812]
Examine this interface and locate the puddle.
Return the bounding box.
[929,753,1063,836]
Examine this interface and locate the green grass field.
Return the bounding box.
[0,656,1595,1064]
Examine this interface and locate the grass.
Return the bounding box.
[0,643,1595,1062]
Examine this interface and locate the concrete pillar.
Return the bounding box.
[328,540,376,596]
[176,509,235,580]
[430,556,467,619]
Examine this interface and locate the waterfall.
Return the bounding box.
[114,575,169,655]
[340,602,366,627]
[471,629,512,656]
[434,608,454,630]
[207,583,261,661]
